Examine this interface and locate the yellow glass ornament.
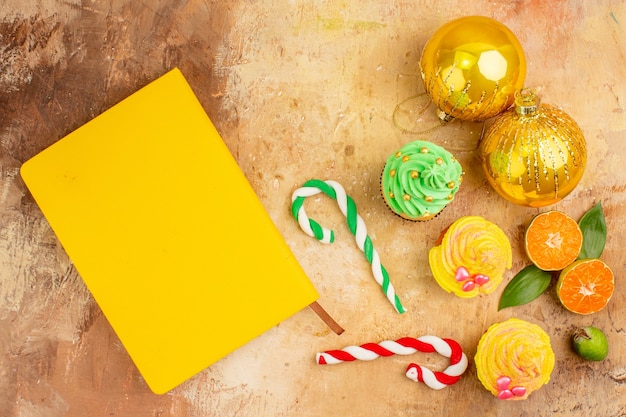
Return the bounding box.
[479,88,587,207]
[420,16,526,122]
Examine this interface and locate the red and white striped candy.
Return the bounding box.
[316,335,468,390]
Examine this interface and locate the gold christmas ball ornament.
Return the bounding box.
[420,16,526,123]
[479,88,587,207]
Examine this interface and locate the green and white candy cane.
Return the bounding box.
[291,179,406,314]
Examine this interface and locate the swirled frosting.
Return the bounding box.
[382,141,462,220]
[475,318,555,400]
[428,216,512,298]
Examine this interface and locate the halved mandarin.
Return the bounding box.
[524,211,582,271]
[557,259,614,315]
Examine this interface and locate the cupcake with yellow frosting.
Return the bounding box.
[381,140,463,221]
[475,318,555,400]
[428,216,512,298]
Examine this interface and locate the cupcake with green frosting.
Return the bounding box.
[381,140,463,221]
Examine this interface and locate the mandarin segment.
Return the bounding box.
[524,211,583,271]
[557,259,614,315]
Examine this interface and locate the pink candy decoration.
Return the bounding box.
[455,266,490,292]
[474,274,489,285]
[455,266,470,281]
[461,280,475,292]
[496,375,527,399]
[496,376,511,389]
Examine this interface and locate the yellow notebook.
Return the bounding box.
[20,68,319,394]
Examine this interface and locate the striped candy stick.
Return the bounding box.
[404,337,468,389]
[316,336,468,390]
[291,179,406,314]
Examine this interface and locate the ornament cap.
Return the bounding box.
[515,88,540,116]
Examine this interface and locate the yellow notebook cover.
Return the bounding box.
[20,68,319,394]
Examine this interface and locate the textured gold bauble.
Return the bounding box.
[479,88,587,207]
[420,16,526,122]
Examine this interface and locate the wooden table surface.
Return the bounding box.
[1,1,625,416]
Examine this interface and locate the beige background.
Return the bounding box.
[1,1,625,416]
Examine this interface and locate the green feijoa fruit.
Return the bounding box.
[572,326,609,361]
[498,264,552,310]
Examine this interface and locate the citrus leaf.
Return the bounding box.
[498,264,552,310]
[578,201,606,259]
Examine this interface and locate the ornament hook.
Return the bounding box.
[514,88,540,116]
